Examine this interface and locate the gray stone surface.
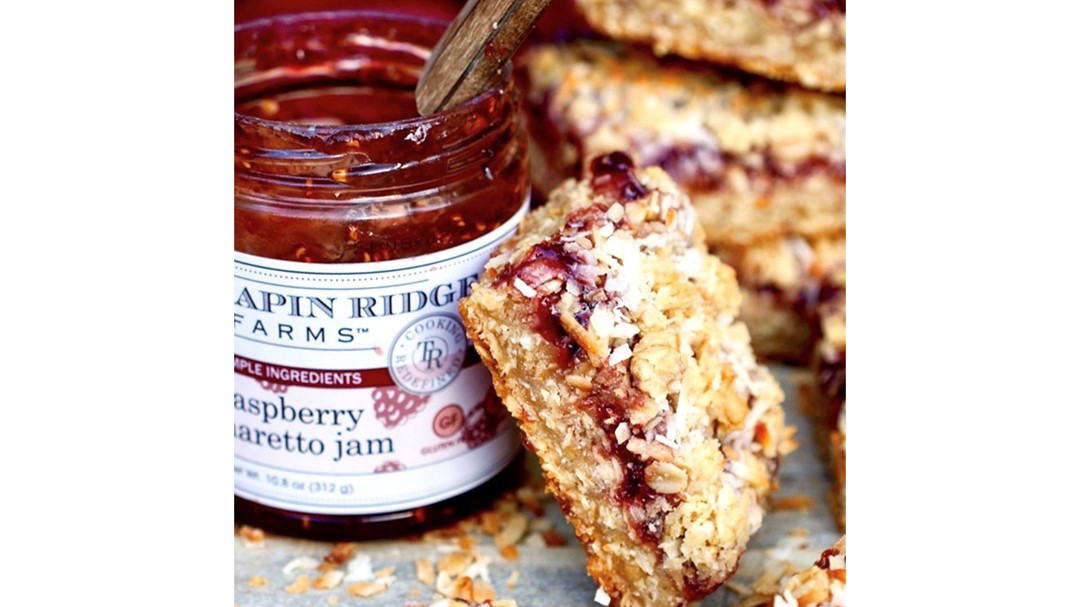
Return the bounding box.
[235,366,842,606]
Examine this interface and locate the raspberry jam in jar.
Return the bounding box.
[234,11,529,539]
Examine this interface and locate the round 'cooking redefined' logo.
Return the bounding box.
[389,314,468,395]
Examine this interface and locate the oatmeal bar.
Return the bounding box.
[460,152,793,607]
[521,41,845,248]
[574,0,845,91]
[733,536,847,607]
[715,233,845,363]
[807,292,845,530]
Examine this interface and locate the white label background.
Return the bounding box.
[234,200,527,514]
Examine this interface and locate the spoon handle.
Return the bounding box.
[416,0,553,116]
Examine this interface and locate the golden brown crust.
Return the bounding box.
[460,157,793,607]
[575,0,845,91]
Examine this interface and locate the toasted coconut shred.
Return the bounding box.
[245,483,556,606]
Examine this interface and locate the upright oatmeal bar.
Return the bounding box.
[521,41,846,249]
[574,0,845,91]
[460,153,794,607]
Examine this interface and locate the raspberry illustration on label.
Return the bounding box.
[371,387,432,429]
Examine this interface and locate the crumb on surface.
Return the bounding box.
[283,556,320,576]
[285,574,311,595]
[323,543,358,565]
[346,580,390,598]
[313,569,344,590]
[247,575,268,588]
[238,525,265,547]
[416,558,436,586]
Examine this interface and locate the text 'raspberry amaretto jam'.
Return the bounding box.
[234,11,529,539]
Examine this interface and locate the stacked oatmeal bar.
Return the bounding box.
[520,39,845,363]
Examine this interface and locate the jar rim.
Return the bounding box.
[234,10,512,139]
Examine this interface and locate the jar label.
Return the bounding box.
[234,200,528,514]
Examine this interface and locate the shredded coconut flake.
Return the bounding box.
[774,589,798,607]
[787,235,815,271]
[603,271,629,296]
[639,233,669,249]
[608,344,633,365]
[594,587,612,606]
[610,322,640,340]
[830,578,847,603]
[600,234,644,310]
[654,433,679,449]
[828,554,845,570]
[486,251,512,269]
[606,203,625,222]
[464,554,492,582]
[719,347,757,398]
[675,248,702,277]
[513,277,537,298]
[283,556,320,575]
[673,391,689,435]
[590,308,615,338]
[343,553,374,582]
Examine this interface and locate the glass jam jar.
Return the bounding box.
[234,11,529,540]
